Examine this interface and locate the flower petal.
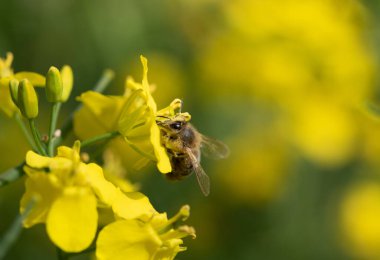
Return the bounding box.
[75,91,124,134]
[112,191,157,220]
[26,151,54,168]
[96,220,161,260]
[20,171,61,228]
[46,187,98,252]
[85,163,118,206]
[150,122,172,173]
[14,72,45,87]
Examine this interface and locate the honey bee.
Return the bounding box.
[157,114,230,196]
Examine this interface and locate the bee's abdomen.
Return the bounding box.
[166,156,193,180]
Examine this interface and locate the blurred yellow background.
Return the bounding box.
[2,0,380,259]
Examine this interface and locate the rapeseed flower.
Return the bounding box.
[20,141,156,252]
[198,0,375,168]
[96,205,195,260]
[340,181,380,259]
[74,56,172,173]
[0,52,45,117]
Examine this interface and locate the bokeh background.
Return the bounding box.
[2,0,380,259]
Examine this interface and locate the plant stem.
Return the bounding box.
[81,131,120,148]
[28,119,47,156]
[14,113,37,151]
[93,69,115,93]
[0,163,25,188]
[0,198,35,259]
[48,102,61,156]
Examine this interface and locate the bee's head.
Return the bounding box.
[156,114,189,134]
[157,119,187,134]
[169,120,185,130]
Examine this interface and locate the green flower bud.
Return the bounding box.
[46,66,63,102]
[18,79,39,119]
[60,65,73,102]
[9,79,19,107]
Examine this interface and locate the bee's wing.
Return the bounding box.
[201,135,230,160]
[186,147,210,196]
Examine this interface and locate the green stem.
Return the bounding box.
[81,131,120,148]
[28,120,47,156]
[48,102,62,156]
[0,163,25,188]
[14,113,37,151]
[93,69,115,93]
[0,198,35,259]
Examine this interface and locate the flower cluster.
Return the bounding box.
[0,53,196,259]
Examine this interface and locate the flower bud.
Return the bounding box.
[45,66,63,102]
[9,79,19,106]
[18,79,39,119]
[59,65,73,102]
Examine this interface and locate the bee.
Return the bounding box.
[157,114,230,196]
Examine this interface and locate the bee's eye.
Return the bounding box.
[170,122,182,130]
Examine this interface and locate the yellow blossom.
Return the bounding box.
[340,181,380,259]
[20,141,156,252]
[102,149,138,193]
[0,52,45,117]
[288,96,357,167]
[96,205,195,260]
[74,55,172,173]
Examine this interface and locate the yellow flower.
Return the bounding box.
[117,56,171,173]
[96,205,195,260]
[200,0,374,107]
[74,55,172,173]
[340,181,380,259]
[20,141,156,252]
[20,141,112,252]
[289,96,357,167]
[218,127,290,205]
[0,52,45,117]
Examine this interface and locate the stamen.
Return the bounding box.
[159,225,196,241]
[156,205,190,234]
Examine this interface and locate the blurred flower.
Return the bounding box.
[0,52,13,78]
[196,0,375,168]
[0,52,45,117]
[218,126,290,205]
[288,96,357,167]
[340,181,380,259]
[199,0,374,106]
[102,149,138,193]
[96,205,195,260]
